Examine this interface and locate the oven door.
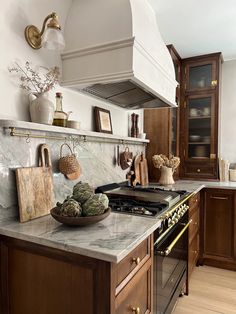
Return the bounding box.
[154,216,191,314]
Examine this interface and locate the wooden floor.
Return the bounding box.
[173,266,236,314]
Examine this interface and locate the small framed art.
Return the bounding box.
[94,106,113,134]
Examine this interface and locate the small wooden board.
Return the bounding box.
[140,153,149,186]
[132,154,141,186]
[15,144,54,222]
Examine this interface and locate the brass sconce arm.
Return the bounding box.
[39,12,60,36]
[25,12,63,50]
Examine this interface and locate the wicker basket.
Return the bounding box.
[59,143,80,175]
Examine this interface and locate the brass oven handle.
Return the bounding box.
[157,219,192,257]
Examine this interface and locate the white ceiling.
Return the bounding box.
[148,0,236,61]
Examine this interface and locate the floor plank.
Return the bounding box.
[172,266,236,314]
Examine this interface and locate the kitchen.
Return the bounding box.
[0,0,236,314]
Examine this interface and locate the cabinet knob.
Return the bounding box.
[197,169,201,173]
[131,307,140,314]
[132,257,141,265]
[211,80,217,87]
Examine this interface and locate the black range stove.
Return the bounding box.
[96,183,188,218]
[108,197,168,217]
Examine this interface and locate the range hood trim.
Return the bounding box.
[61,0,178,109]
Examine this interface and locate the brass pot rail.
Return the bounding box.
[156,219,192,257]
[9,127,146,146]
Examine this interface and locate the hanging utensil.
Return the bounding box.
[120,147,133,170]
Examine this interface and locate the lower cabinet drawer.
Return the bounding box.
[188,192,200,213]
[115,237,151,288]
[115,259,152,314]
[184,163,216,178]
[189,208,199,244]
[188,234,199,277]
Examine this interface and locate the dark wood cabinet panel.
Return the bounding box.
[144,45,181,182]
[0,235,153,314]
[200,189,236,271]
[188,192,200,284]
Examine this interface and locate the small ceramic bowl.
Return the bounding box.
[67,120,80,129]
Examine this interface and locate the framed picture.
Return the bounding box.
[94,106,113,134]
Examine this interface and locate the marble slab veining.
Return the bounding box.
[0,212,161,263]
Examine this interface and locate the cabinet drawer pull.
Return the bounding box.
[132,257,141,265]
[197,169,201,173]
[131,306,140,314]
[210,196,228,200]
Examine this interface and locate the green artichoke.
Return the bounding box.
[72,181,94,204]
[58,199,82,217]
[82,193,109,216]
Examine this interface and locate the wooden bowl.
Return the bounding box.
[50,207,111,226]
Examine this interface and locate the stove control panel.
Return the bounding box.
[164,203,189,228]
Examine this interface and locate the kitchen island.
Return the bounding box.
[1,180,236,314]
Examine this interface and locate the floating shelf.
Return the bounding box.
[0,120,149,145]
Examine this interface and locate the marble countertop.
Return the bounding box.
[165,180,236,193]
[0,212,161,263]
[1,179,236,264]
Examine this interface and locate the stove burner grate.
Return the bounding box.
[108,198,168,217]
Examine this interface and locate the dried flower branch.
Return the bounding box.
[152,154,180,171]
[8,61,60,95]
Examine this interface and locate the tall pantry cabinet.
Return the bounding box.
[180,53,222,179]
[144,48,222,181]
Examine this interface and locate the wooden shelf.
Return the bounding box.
[0,120,149,145]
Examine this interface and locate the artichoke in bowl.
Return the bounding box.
[56,199,82,217]
[72,181,94,204]
[82,193,109,216]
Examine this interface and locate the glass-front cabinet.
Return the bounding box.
[185,59,218,92]
[180,53,221,179]
[187,94,215,159]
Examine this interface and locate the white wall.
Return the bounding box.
[0,0,135,136]
[220,60,236,162]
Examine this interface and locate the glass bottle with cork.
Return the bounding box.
[53,92,68,127]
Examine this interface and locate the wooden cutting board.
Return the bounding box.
[15,144,55,222]
[140,152,149,186]
[132,154,141,186]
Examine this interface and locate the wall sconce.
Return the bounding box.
[25,12,65,50]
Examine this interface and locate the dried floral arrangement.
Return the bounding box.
[8,61,60,95]
[152,154,180,171]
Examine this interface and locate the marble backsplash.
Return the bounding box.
[0,128,145,220]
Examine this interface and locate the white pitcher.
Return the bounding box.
[159,166,175,185]
[29,93,54,125]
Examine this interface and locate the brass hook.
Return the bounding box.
[26,134,31,143]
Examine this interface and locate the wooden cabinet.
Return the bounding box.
[0,235,153,314]
[200,188,236,271]
[188,192,200,281]
[180,53,222,179]
[144,45,181,182]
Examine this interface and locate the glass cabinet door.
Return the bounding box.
[186,60,217,91]
[186,94,215,159]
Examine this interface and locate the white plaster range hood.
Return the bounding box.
[61,0,178,109]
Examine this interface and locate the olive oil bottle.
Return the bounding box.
[53,92,67,127]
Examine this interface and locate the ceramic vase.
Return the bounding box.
[159,166,175,185]
[29,93,54,125]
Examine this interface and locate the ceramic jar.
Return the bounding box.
[29,93,54,125]
[159,166,175,185]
